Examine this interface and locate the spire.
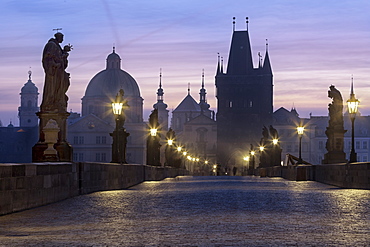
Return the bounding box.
[258,52,262,68]
[156,68,164,102]
[188,83,191,95]
[262,39,272,74]
[199,69,206,103]
[246,17,249,31]
[216,53,221,75]
[199,70,210,113]
[153,68,168,110]
[350,75,354,95]
[28,68,32,80]
[226,21,253,75]
[221,57,224,74]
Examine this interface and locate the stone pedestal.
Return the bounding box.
[32,111,72,162]
[322,127,347,164]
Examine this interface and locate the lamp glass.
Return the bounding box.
[259,146,265,151]
[297,126,304,135]
[150,128,157,136]
[347,100,359,114]
[112,102,123,115]
[272,139,278,145]
[167,139,173,145]
[177,146,182,152]
[251,151,255,156]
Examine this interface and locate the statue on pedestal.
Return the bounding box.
[32,31,73,162]
[323,85,347,164]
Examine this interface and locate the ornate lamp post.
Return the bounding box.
[297,126,304,164]
[347,81,359,163]
[111,89,129,164]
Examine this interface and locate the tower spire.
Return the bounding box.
[188,83,190,95]
[221,57,224,73]
[216,53,221,75]
[246,17,249,31]
[351,74,354,95]
[156,68,164,102]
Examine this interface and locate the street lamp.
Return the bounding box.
[150,128,157,136]
[297,126,304,164]
[111,89,129,164]
[347,80,359,163]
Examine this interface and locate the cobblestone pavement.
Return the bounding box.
[0,176,369,247]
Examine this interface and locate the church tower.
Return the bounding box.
[215,18,273,166]
[153,69,169,131]
[18,70,39,127]
[199,70,211,117]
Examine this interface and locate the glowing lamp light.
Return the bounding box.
[213,165,217,169]
[205,160,209,164]
[112,102,123,115]
[272,139,278,145]
[167,139,173,146]
[297,126,304,135]
[259,146,265,151]
[177,146,182,152]
[196,158,199,162]
[243,156,250,161]
[150,128,157,136]
[347,98,359,114]
[183,151,187,156]
[187,156,192,160]
[251,151,255,156]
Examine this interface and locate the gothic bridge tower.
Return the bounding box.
[215,18,273,167]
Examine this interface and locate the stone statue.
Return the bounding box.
[269,125,278,139]
[323,85,347,164]
[40,32,72,113]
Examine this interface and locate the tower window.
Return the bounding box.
[229,101,233,108]
[249,101,253,107]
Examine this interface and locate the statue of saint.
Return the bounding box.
[40,32,72,112]
[327,85,344,127]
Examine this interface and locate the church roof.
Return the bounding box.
[84,49,141,98]
[173,94,200,113]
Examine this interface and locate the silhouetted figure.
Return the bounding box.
[41,32,72,113]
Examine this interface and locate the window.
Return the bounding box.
[249,101,253,107]
[79,136,84,144]
[363,156,368,162]
[96,136,101,144]
[73,136,78,144]
[363,141,368,150]
[78,153,84,161]
[102,136,107,144]
[229,101,233,108]
[356,141,360,150]
[95,153,101,162]
[101,153,106,162]
[73,153,77,161]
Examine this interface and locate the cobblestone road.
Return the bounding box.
[1,176,369,246]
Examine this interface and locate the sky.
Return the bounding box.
[0,0,369,126]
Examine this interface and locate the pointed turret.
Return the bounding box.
[263,40,272,74]
[216,53,221,75]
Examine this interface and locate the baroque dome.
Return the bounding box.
[84,49,141,98]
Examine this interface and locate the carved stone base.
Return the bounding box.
[322,151,347,164]
[32,111,73,162]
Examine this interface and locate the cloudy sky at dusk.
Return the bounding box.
[0,0,369,126]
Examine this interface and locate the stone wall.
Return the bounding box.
[0,162,188,216]
[259,163,369,189]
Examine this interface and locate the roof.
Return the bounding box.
[84,50,141,98]
[226,31,253,75]
[173,94,200,113]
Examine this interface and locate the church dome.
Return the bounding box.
[84,48,141,98]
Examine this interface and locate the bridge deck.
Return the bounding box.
[0,176,369,246]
